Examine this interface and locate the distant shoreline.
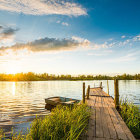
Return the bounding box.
[0,79,140,82]
[0,72,140,81]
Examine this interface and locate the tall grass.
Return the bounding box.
[119,100,140,138]
[0,104,90,140]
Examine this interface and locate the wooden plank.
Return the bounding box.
[87,137,104,140]
[86,87,136,140]
[103,98,117,139]
[96,88,101,96]
[96,107,104,138]
[86,96,96,107]
[86,96,96,139]
[95,88,101,96]
[108,107,128,140]
[87,107,96,137]
[95,97,104,138]
[112,108,136,140]
[100,104,110,139]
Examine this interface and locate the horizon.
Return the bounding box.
[0,72,139,77]
[0,0,140,74]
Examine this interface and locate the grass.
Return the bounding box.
[1,99,139,139]
[119,99,140,139]
[0,104,90,140]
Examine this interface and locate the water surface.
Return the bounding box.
[0,80,139,135]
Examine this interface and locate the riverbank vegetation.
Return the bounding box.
[0,104,90,140]
[119,100,140,139]
[0,72,140,81]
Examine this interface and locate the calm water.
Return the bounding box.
[0,80,140,135]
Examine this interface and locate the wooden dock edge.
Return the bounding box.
[81,82,136,140]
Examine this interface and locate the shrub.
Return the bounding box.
[119,100,140,138]
[0,104,90,140]
[27,104,90,140]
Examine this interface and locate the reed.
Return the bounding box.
[119,99,140,138]
[27,104,90,140]
[0,104,90,140]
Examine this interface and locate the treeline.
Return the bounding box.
[0,72,140,81]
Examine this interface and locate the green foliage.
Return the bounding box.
[0,104,90,140]
[0,72,140,81]
[119,100,140,138]
[27,104,90,140]
[0,129,5,140]
[0,129,26,140]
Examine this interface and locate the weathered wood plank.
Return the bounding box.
[85,87,136,140]
[96,107,104,138]
[103,98,117,139]
[100,106,110,139]
[113,107,136,140]
[108,107,128,140]
[87,107,96,137]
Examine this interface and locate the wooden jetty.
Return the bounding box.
[82,81,136,140]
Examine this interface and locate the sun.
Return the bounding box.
[6,62,21,74]
[7,69,19,74]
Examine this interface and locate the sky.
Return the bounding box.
[0,0,140,75]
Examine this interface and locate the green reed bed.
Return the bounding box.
[119,100,140,139]
[0,104,90,140]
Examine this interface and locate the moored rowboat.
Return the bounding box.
[45,96,80,107]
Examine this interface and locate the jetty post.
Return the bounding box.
[82,82,85,103]
[86,85,90,99]
[107,80,109,95]
[100,82,102,89]
[114,79,119,110]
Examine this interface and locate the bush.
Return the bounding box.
[119,100,140,138]
[1,104,90,140]
[27,104,90,140]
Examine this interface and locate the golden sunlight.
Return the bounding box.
[6,62,21,74]
[12,82,16,95]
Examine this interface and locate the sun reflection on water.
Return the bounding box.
[12,82,16,95]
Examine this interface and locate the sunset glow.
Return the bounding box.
[0,0,140,75]
[6,62,21,74]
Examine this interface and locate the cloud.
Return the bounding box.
[56,20,61,23]
[62,22,69,26]
[0,25,3,29]
[90,41,109,50]
[104,52,139,63]
[103,34,140,49]
[0,26,19,40]
[121,35,126,39]
[0,0,87,16]
[0,36,90,55]
[0,26,19,47]
[56,21,69,26]
[133,35,140,41]
[87,50,113,56]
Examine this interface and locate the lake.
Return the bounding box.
[0,80,140,136]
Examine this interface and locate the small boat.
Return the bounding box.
[45,96,80,110]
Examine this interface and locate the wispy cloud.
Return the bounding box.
[101,34,140,49]
[0,36,90,55]
[0,27,18,40]
[87,41,109,50]
[0,25,19,46]
[56,20,69,26]
[104,51,139,63]
[133,35,140,41]
[121,35,126,39]
[87,50,113,56]
[0,25,3,29]
[56,20,61,24]
[62,22,69,26]
[0,0,87,16]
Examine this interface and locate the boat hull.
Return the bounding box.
[45,96,80,109]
